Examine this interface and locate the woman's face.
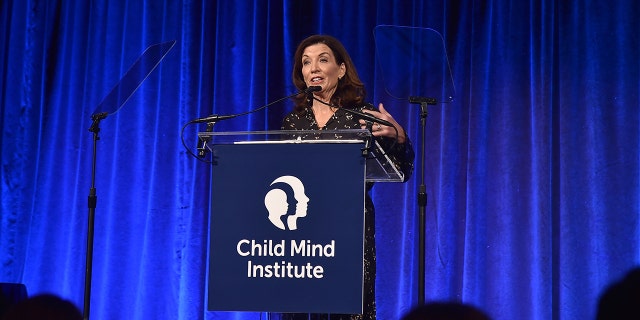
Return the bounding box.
[301,43,345,98]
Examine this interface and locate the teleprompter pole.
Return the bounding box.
[409,96,436,305]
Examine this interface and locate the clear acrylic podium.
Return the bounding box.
[198,129,405,182]
[201,129,402,314]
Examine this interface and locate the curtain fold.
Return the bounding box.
[1,1,639,319]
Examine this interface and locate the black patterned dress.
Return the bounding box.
[279,103,414,320]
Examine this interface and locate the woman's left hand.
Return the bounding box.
[359,103,406,143]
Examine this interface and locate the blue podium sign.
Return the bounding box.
[206,141,366,314]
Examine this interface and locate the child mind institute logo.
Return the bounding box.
[264,175,310,230]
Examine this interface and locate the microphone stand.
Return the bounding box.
[197,121,215,158]
[84,111,107,320]
[409,95,436,305]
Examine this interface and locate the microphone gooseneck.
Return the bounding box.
[189,87,316,124]
[311,96,394,127]
[183,87,318,161]
[310,96,400,153]
[190,114,237,124]
[339,107,395,127]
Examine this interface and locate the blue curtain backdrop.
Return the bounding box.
[1,0,639,319]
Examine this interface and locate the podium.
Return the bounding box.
[200,129,403,314]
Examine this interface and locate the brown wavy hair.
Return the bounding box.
[291,34,366,112]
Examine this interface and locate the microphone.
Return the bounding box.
[305,86,322,93]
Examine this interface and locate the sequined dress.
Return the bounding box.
[279,103,414,320]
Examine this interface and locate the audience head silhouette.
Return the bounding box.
[401,301,491,320]
[1,294,82,320]
[597,267,640,320]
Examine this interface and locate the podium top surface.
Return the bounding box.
[198,129,404,182]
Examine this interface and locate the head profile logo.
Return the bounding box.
[264,175,310,230]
